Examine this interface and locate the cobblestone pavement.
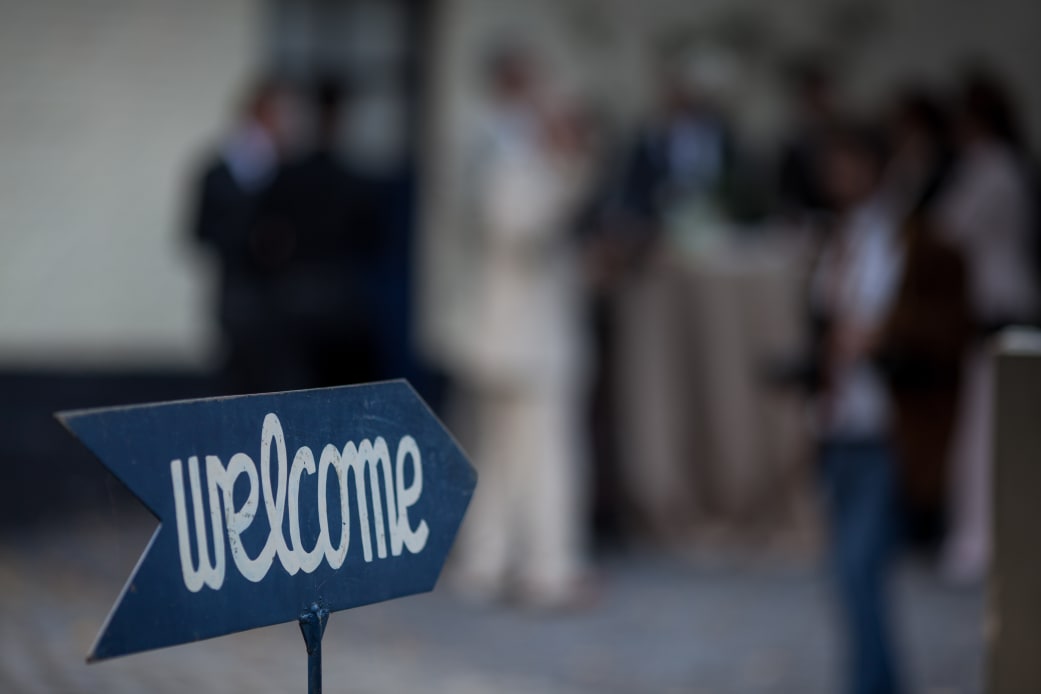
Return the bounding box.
[0,510,983,693]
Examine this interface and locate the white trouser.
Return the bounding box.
[942,346,993,581]
[457,382,586,599]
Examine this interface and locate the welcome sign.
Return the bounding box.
[58,381,476,662]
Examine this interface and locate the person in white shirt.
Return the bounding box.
[936,74,1039,584]
[811,124,905,694]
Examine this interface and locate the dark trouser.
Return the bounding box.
[820,440,902,694]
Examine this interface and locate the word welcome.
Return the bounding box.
[170,413,429,592]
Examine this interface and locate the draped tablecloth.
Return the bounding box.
[611,232,817,545]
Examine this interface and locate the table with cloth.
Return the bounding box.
[609,228,819,548]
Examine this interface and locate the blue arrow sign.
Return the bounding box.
[57,380,476,662]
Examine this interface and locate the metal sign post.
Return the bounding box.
[59,380,476,690]
[299,603,329,694]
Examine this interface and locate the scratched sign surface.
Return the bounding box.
[58,381,476,661]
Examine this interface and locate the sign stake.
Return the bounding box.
[299,602,329,694]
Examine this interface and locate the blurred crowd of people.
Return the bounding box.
[787,62,1038,694]
[434,47,1040,693]
[190,44,1038,694]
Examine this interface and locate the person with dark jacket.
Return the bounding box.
[876,90,972,552]
[191,78,292,393]
[247,77,386,391]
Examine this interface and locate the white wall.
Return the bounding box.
[0,0,260,367]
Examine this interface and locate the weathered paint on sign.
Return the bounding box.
[57,380,476,662]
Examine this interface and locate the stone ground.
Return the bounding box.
[0,509,983,694]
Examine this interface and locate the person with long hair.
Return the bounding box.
[936,71,1039,584]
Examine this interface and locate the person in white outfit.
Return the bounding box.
[936,74,1039,584]
[452,48,593,608]
[810,123,906,694]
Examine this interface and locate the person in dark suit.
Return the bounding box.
[616,72,734,238]
[576,70,735,544]
[778,62,840,222]
[191,78,294,393]
[248,76,386,390]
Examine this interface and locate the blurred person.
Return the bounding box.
[247,76,386,391]
[566,115,632,547]
[190,77,297,393]
[590,67,735,543]
[935,71,1039,584]
[452,46,594,609]
[875,90,972,553]
[778,61,840,223]
[878,90,956,221]
[811,123,905,694]
[616,67,734,240]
